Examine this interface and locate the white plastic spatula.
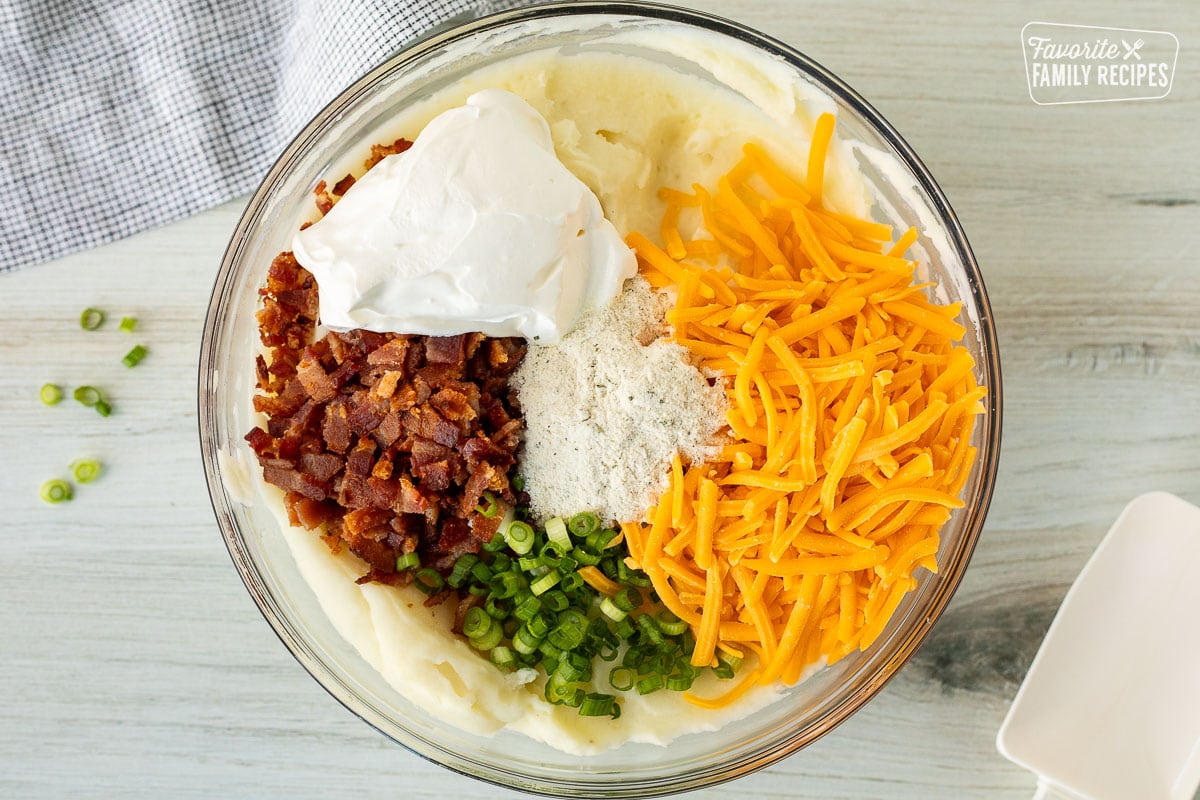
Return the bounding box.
[997,492,1200,800]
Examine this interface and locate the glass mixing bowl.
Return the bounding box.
[198,2,1002,796]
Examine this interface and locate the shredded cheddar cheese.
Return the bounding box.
[624,113,986,707]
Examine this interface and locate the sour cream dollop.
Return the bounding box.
[292,89,636,343]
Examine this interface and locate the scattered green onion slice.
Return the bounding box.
[568,511,600,537]
[489,571,522,599]
[463,607,494,640]
[118,316,137,333]
[609,667,635,692]
[80,307,105,330]
[667,672,697,692]
[505,520,535,555]
[530,569,561,596]
[656,610,688,636]
[526,613,552,639]
[94,399,113,417]
[469,624,503,651]
[545,516,570,551]
[511,475,525,491]
[541,590,569,613]
[40,383,63,406]
[413,568,445,595]
[636,674,665,695]
[394,552,420,571]
[579,693,617,718]
[448,553,479,587]
[614,586,642,613]
[39,478,73,504]
[714,652,743,680]
[513,595,541,621]
[69,459,102,484]
[491,646,516,670]
[73,385,102,407]
[121,344,148,368]
[599,596,627,622]
[475,491,499,517]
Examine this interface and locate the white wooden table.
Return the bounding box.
[3,1,1198,797]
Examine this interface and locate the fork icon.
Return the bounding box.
[1122,38,1145,60]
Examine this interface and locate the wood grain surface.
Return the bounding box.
[3,1,1198,798]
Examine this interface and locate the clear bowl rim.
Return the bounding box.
[198,2,1003,796]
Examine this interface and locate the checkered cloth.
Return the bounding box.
[0,0,530,271]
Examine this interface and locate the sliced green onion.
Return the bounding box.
[538,543,563,568]
[526,613,552,639]
[530,569,561,596]
[586,529,617,552]
[448,553,479,587]
[714,653,743,680]
[559,571,584,592]
[555,651,591,682]
[470,561,493,584]
[538,640,563,664]
[667,672,697,692]
[579,693,617,718]
[94,400,113,417]
[573,548,601,566]
[614,586,642,613]
[636,614,665,647]
[599,596,627,622]
[121,344,148,368]
[469,623,502,651]
[491,646,516,670]
[463,607,494,640]
[568,511,600,537]
[475,491,499,517]
[545,677,581,706]
[609,666,635,692]
[636,674,665,695]
[618,561,652,588]
[513,625,542,655]
[545,516,571,551]
[489,571,522,599]
[69,459,102,484]
[511,475,525,492]
[73,385,102,407]
[548,622,585,651]
[39,478,72,504]
[541,590,569,613]
[80,307,105,330]
[483,531,507,552]
[484,596,509,620]
[118,316,137,333]
[505,520,536,555]
[40,383,63,406]
[413,567,445,595]
[656,610,688,636]
[513,594,542,622]
[395,552,421,571]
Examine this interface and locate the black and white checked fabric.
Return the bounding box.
[0,0,530,271]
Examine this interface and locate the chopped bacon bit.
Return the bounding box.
[331,174,356,196]
[313,180,335,215]
[364,137,413,171]
[249,256,524,590]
